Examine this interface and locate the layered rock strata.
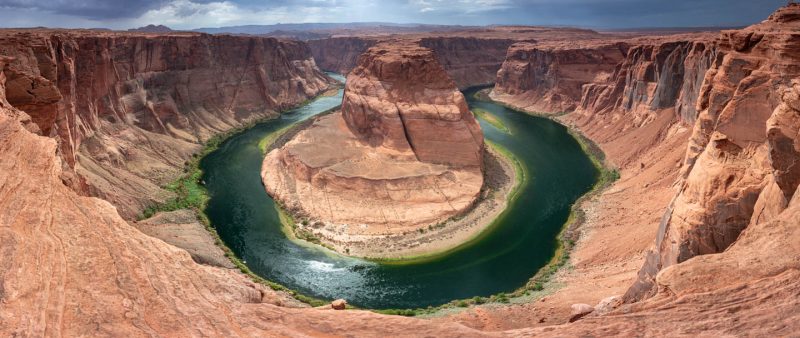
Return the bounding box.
[418,37,516,89]
[626,4,800,300]
[307,27,606,89]
[309,36,514,89]
[263,41,484,245]
[477,5,800,332]
[492,41,629,113]
[308,37,378,74]
[0,30,333,218]
[574,35,718,126]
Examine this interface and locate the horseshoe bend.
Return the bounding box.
[2,2,800,337]
[261,41,504,259]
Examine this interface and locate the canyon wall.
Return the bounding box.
[3,59,797,335]
[625,5,800,300]
[485,5,800,331]
[492,34,719,121]
[575,36,718,126]
[308,37,377,74]
[492,34,718,167]
[0,31,333,218]
[492,41,629,114]
[418,37,515,89]
[2,6,800,336]
[309,36,515,89]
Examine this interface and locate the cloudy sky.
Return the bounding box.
[0,0,787,30]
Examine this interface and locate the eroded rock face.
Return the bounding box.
[492,41,629,114]
[419,37,516,89]
[492,34,720,120]
[485,6,800,330]
[576,37,718,125]
[3,18,800,333]
[341,41,484,168]
[308,37,378,75]
[625,4,800,301]
[0,31,333,218]
[310,36,514,89]
[307,27,610,90]
[263,41,484,236]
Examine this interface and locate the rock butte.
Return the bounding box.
[262,41,485,241]
[1,4,800,336]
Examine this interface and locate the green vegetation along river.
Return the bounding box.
[201,75,598,309]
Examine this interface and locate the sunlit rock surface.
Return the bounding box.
[0,30,333,218]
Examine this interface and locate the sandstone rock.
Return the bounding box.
[0,30,333,219]
[625,4,800,301]
[568,303,594,322]
[593,296,620,315]
[308,37,378,74]
[136,209,235,268]
[263,41,484,241]
[3,5,800,337]
[308,27,606,89]
[492,33,720,124]
[492,41,628,114]
[419,37,515,89]
[579,36,717,125]
[341,41,484,168]
[331,299,347,310]
[484,6,800,334]
[310,36,513,89]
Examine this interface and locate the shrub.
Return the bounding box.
[496,294,509,303]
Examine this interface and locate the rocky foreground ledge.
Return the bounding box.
[262,41,500,258]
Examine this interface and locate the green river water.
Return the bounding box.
[201,74,598,309]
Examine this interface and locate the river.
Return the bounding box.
[201,74,598,309]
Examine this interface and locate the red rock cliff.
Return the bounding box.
[310,36,514,89]
[487,6,800,329]
[308,36,378,74]
[0,31,333,218]
[419,37,515,89]
[342,41,484,168]
[625,4,800,300]
[3,7,800,335]
[492,41,629,113]
[576,36,717,125]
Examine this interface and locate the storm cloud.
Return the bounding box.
[0,0,787,29]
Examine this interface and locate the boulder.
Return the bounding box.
[568,303,595,322]
[331,299,348,310]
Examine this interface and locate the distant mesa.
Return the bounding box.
[128,24,174,33]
